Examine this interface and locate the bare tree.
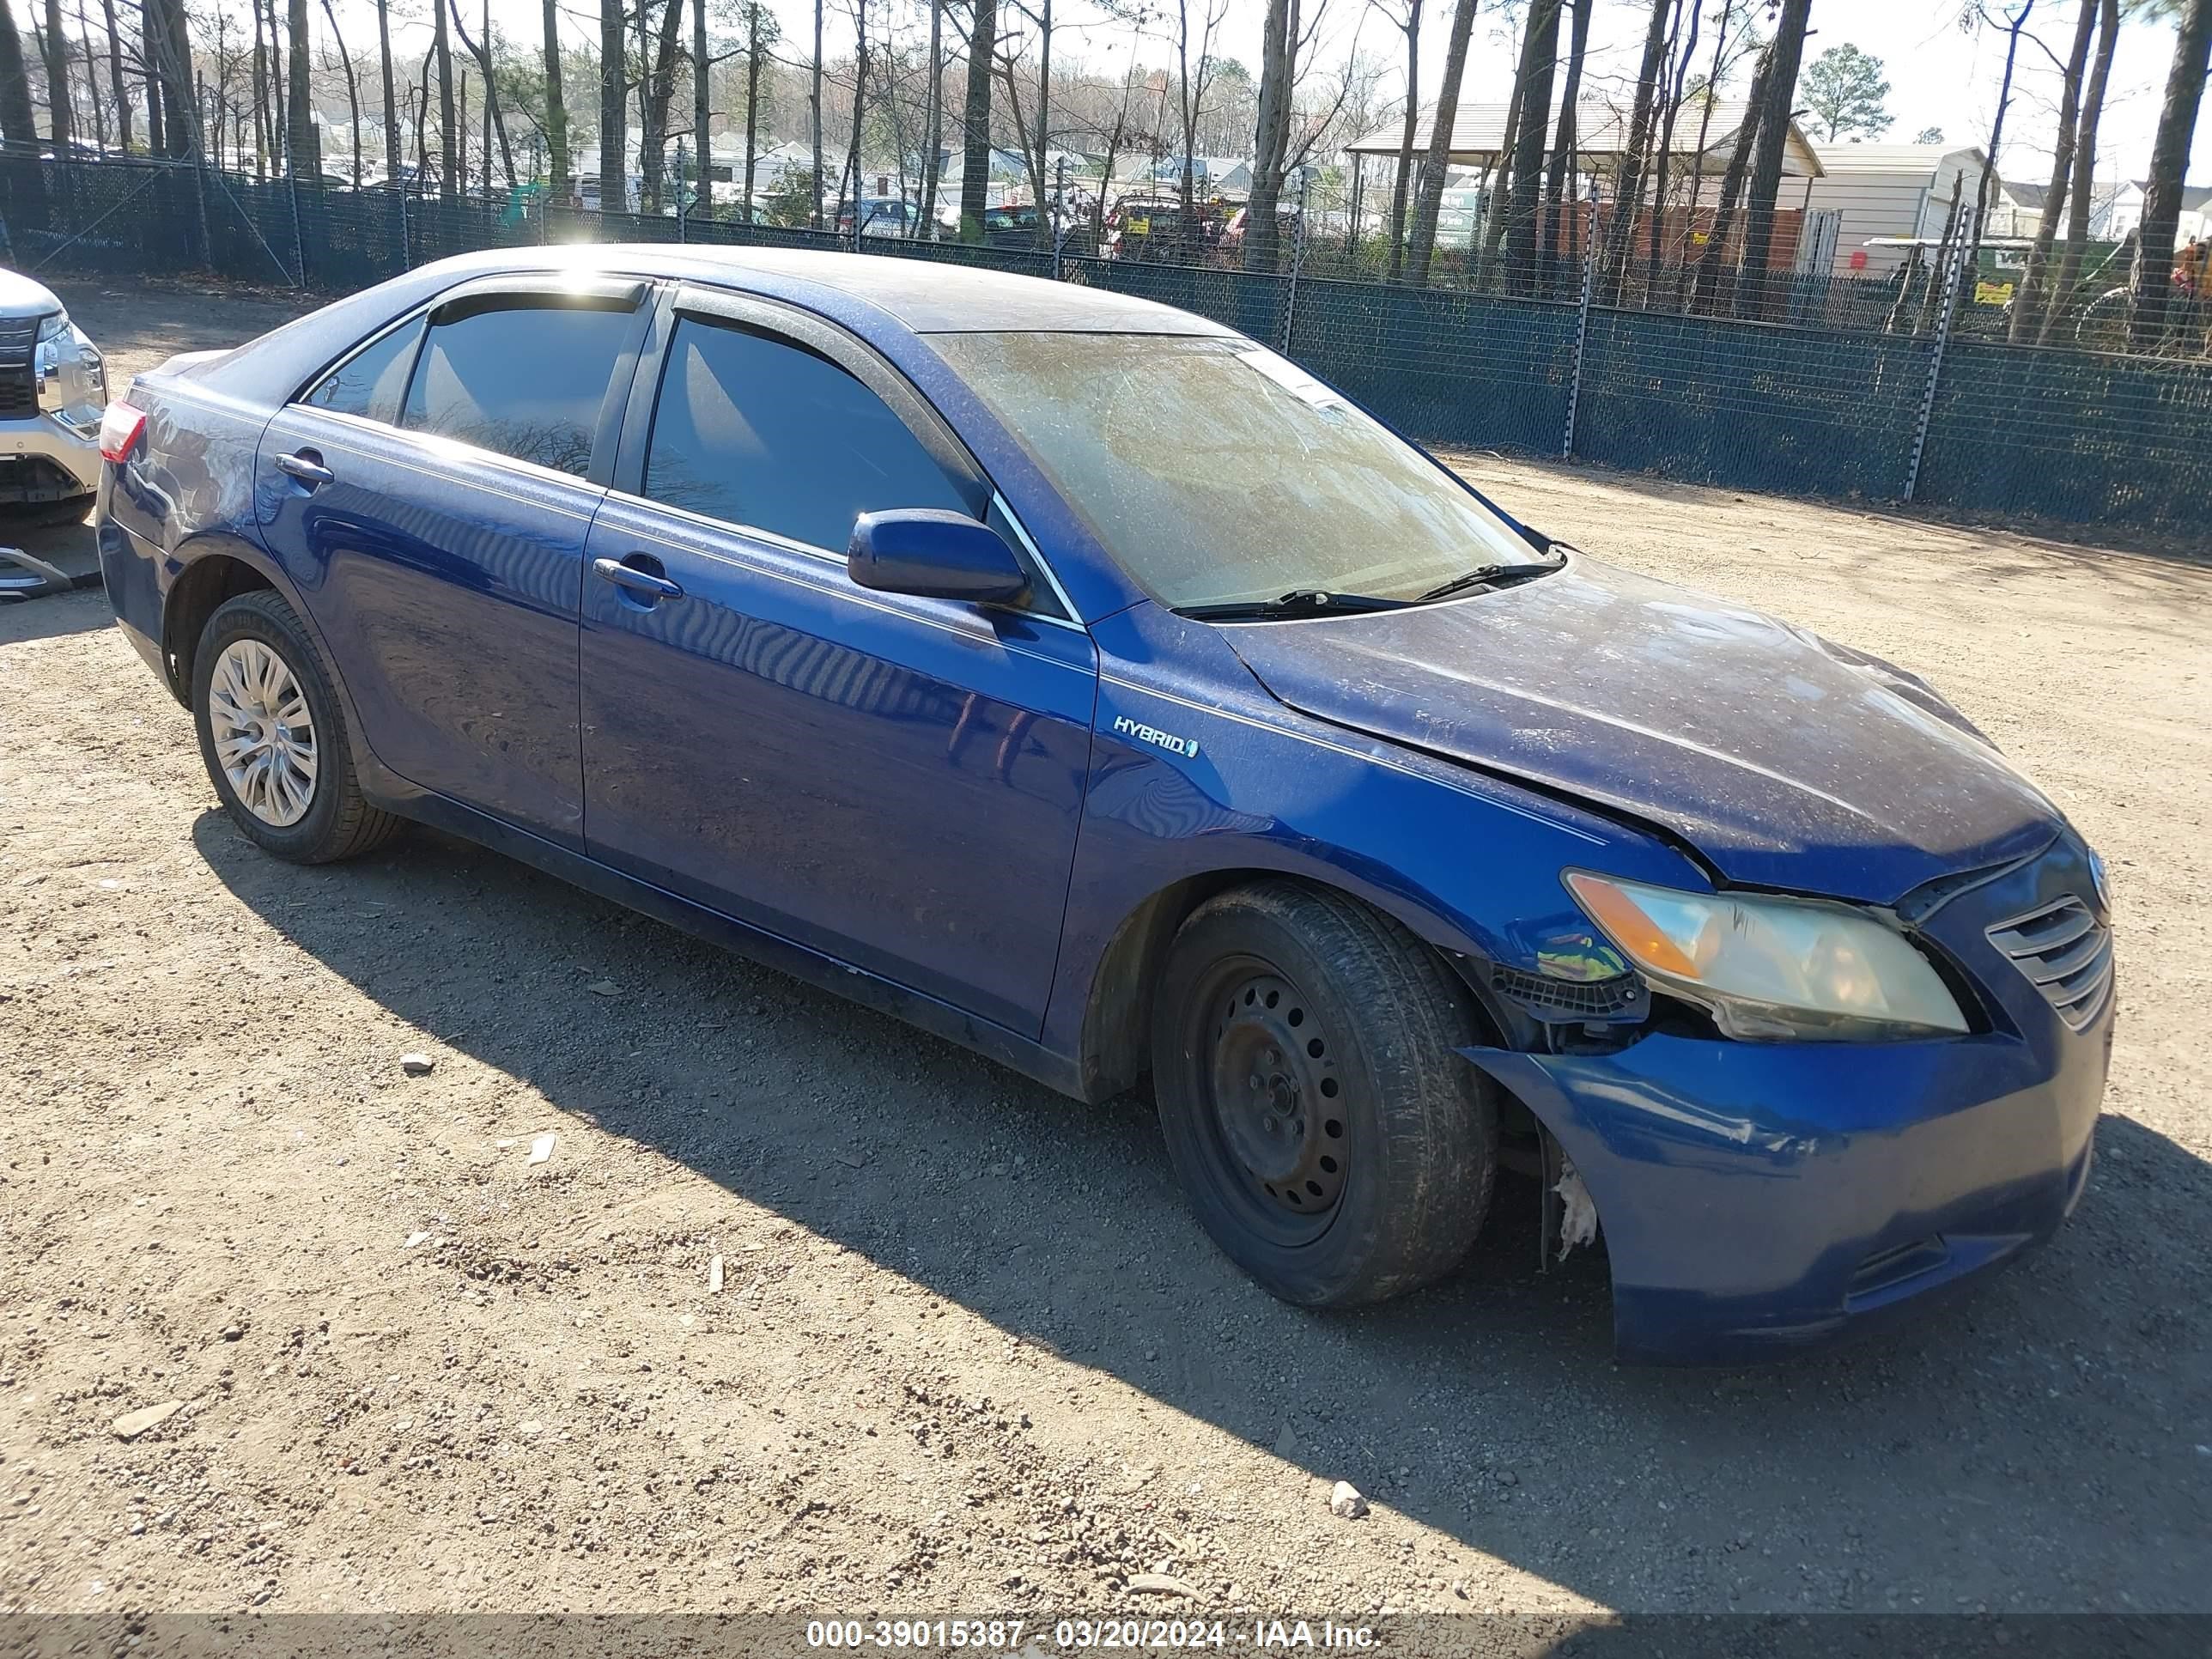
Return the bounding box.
[2134,0,2211,343]
[811,0,823,225]
[0,0,38,149]
[376,0,398,181]
[434,0,455,195]
[1541,0,1594,290]
[599,0,624,210]
[1602,0,1677,300]
[544,0,568,196]
[1502,0,1561,292]
[318,0,361,184]
[41,0,73,149]
[2038,0,2118,342]
[1734,0,1812,316]
[99,0,129,150]
[450,0,516,192]
[2011,0,2099,339]
[958,0,997,238]
[1376,0,1419,277]
[1403,0,1474,285]
[286,0,320,176]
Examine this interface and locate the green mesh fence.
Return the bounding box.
[2,155,2204,537]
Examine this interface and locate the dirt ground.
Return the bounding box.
[3,276,2210,1625]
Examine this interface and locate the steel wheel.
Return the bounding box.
[207,637,319,828]
[1204,964,1347,1244]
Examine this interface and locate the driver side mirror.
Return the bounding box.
[848,509,1030,605]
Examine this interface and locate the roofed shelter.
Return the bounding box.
[1345,99,1823,190]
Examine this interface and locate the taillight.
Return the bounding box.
[98,399,147,464]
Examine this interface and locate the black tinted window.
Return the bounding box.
[303,319,420,422]
[401,302,633,475]
[644,317,969,550]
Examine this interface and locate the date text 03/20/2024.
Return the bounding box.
[805,1619,1378,1649]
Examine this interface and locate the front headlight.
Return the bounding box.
[34,309,70,343]
[1564,871,1968,1042]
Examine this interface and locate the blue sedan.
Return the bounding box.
[94,249,2112,1364]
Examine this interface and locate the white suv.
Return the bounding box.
[0,267,106,507]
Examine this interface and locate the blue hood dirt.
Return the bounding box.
[1221,556,2062,905]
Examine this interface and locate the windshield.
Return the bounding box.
[930,331,1540,610]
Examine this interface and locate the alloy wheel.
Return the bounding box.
[208,638,319,828]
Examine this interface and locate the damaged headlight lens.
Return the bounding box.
[1563,871,1968,1041]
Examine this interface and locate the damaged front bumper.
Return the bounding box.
[1466,1020,2106,1365]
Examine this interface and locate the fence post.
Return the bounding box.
[287,170,307,286]
[398,182,411,270]
[1562,185,1601,459]
[675,140,688,243]
[191,153,210,270]
[1904,208,1972,503]
[1053,155,1067,283]
[1280,173,1310,356]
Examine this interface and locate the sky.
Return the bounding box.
[335,0,2212,188]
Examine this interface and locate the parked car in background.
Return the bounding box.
[837,198,920,239]
[97,247,2111,1366]
[0,266,106,508]
[1106,193,1224,261]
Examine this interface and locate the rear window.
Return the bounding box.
[400,302,634,476]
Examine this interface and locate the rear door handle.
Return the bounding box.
[275,451,334,487]
[592,555,684,602]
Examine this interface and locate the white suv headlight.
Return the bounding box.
[1564,871,1969,1042]
[34,308,70,343]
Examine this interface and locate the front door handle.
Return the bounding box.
[275,450,334,487]
[592,555,684,603]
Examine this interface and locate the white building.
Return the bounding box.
[1801,143,1999,274]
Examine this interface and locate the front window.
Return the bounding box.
[928,332,1540,611]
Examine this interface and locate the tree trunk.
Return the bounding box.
[957,0,994,240]
[150,0,188,153]
[1602,0,1674,301]
[841,0,864,234]
[74,0,101,151]
[809,0,822,227]
[1244,0,1295,272]
[1384,1,1417,280]
[0,0,38,146]
[1540,0,1592,295]
[264,0,283,165]
[2133,0,2211,346]
[1405,0,1474,286]
[1687,27,1772,313]
[543,0,566,196]
[1733,0,1811,318]
[599,0,623,211]
[1953,3,2033,337]
[2039,0,2118,343]
[691,0,707,217]
[1479,18,1531,264]
[251,0,267,171]
[2012,0,2095,341]
[287,0,319,176]
[99,0,126,149]
[434,0,454,197]
[1502,0,1561,293]
[742,1,761,222]
[376,0,398,181]
[319,0,361,185]
[41,0,72,149]
[919,0,940,233]
[450,0,514,196]
[635,0,680,212]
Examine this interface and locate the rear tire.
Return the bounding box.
[191,589,401,864]
[1151,880,1498,1307]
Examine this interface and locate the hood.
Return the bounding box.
[1220,556,2061,905]
[0,268,64,321]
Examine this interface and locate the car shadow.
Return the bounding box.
[0,579,113,642]
[192,811,2212,1613]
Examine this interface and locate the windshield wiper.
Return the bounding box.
[1177,587,1409,623]
[1413,559,1565,605]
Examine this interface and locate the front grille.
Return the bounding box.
[0,316,39,417]
[1986,896,2113,1032]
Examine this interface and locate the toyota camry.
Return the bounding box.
[94,248,2112,1363]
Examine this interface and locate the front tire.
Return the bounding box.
[191,589,400,864]
[1151,880,1498,1307]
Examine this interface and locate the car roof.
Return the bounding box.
[468,243,1231,337]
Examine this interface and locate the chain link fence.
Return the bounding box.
[3,152,2206,537]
